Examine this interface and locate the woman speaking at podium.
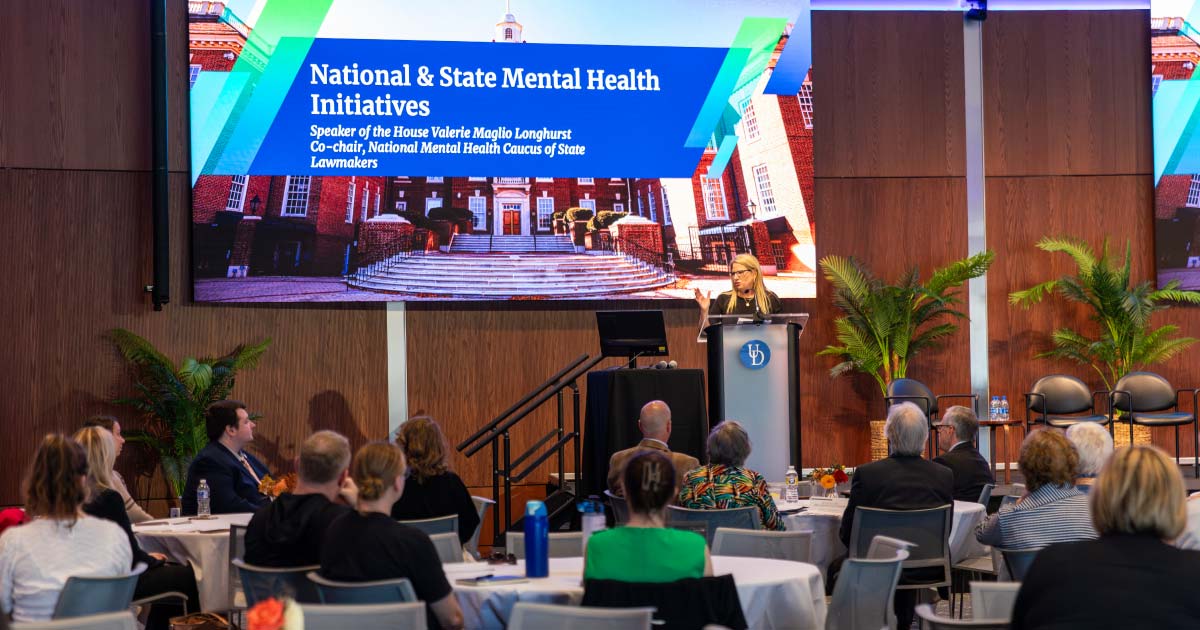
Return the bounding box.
[693,253,782,330]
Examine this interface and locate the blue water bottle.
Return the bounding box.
[524,500,549,578]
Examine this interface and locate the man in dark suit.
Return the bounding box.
[933,405,995,503]
[607,400,701,496]
[840,402,954,630]
[181,400,271,515]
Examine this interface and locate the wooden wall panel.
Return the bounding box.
[813,11,966,179]
[983,10,1152,177]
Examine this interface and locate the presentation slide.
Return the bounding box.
[188,0,815,302]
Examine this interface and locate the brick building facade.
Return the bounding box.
[1153,17,1200,267]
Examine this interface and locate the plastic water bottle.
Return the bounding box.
[197,479,211,517]
[989,396,1000,422]
[784,466,800,502]
[1000,396,1010,422]
[523,500,548,578]
[578,497,606,556]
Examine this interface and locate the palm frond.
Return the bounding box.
[1009,280,1059,307]
[926,251,994,297]
[107,329,174,371]
[1035,236,1098,275]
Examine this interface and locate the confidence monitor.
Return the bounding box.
[596,310,669,368]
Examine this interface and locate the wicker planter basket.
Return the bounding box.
[870,420,889,461]
[1112,419,1153,448]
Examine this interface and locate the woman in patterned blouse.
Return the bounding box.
[678,420,785,530]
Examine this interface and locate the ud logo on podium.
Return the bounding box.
[739,340,770,370]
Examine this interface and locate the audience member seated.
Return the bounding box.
[976,429,1096,549]
[1065,422,1113,493]
[0,434,131,623]
[1011,445,1200,628]
[75,427,200,630]
[586,450,712,582]
[607,401,701,496]
[390,417,479,545]
[181,400,271,515]
[320,442,464,630]
[245,430,356,567]
[678,421,784,531]
[839,402,954,630]
[83,415,153,523]
[933,405,995,502]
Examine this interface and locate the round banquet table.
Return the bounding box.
[445,555,826,630]
[781,499,987,578]
[133,512,254,611]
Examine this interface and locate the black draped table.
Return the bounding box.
[581,368,708,498]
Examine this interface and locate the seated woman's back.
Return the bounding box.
[678,464,784,531]
[584,526,706,582]
[977,483,1096,549]
[389,472,479,545]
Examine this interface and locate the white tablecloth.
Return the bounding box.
[782,499,987,577]
[447,555,826,630]
[133,513,253,611]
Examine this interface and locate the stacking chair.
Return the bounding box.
[509,602,655,630]
[13,611,137,630]
[229,523,249,616]
[300,602,428,630]
[429,532,465,564]
[712,528,813,563]
[885,378,979,457]
[1024,374,1111,432]
[604,489,630,526]
[998,548,1039,581]
[914,604,1010,629]
[398,514,459,537]
[825,543,908,630]
[1110,371,1199,477]
[977,483,995,507]
[507,531,584,559]
[850,505,954,620]
[231,558,320,606]
[970,581,1021,621]
[466,496,496,560]
[306,573,418,604]
[666,505,760,545]
[582,574,746,629]
[52,564,146,619]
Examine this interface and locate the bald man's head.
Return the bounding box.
[639,400,672,441]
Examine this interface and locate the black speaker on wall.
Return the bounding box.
[148,0,170,310]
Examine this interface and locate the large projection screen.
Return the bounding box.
[187,0,816,302]
[1154,2,1200,288]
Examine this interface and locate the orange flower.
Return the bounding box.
[247,597,285,630]
[273,478,289,495]
[820,474,837,490]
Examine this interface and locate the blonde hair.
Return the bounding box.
[73,426,116,499]
[723,253,774,314]
[351,441,406,502]
[1091,445,1186,539]
[396,416,450,483]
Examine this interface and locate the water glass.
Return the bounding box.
[168,507,181,519]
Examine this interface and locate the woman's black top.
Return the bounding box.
[390,471,480,544]
[709,290,783,317]
[83,488,159,569]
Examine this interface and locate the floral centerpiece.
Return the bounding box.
[809,464,849,495]
[248,597,303,630]
[259,472,297,498]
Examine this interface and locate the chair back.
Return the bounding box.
[1112,371,1176,413]
[429,532,464,564]
[915,604,1010,629]
[582,574,747,630]
[51,565,145,619]
[507,531,584,559]
[849,506,952,588]
[865,534,917,560]
[13,611,137,630]
[232,559,320,606]
[887,378,937,417]
[711,528,813,563]
[603,489,631,526]
[466,496,496,560]
[299,602,428,630]
[970,581,1021,621]
[825,547,908,630]
[977,483,995,507]
[229,523,248,610]
[1027,375,1093,415]
[667,505,760,545]
[1000,547,1040,581]
[397,514,459,537]
[306,572,418,604]
[509,603,654,630]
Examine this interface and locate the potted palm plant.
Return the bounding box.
[108,329,271,500]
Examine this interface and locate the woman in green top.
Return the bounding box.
[584,450,712,582]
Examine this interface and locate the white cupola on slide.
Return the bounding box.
[494,0,523,42]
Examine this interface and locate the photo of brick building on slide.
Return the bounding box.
[189,1,817,301]
[1154,15,1200,290]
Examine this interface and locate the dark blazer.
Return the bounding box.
[181,441,271,515]
[607,438,701,495]
[839,455,955,547]
[1012,535,1200,629]
[933,442,995,503]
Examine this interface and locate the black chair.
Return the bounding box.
[999,547,1040,581]
[582,575,747,630]
[1024,374,1111,432]
[1110,371,1199,478]
[885,378,978,457]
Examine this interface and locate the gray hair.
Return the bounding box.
[886,402,929,457]
[707,420,752,467]
[942,405,979,442]
[1066,422,1114,477]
